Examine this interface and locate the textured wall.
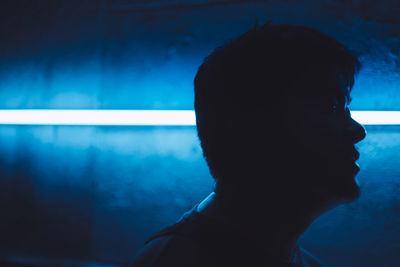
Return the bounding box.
[0,1,399,266]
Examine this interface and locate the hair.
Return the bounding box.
[194,23,361,185]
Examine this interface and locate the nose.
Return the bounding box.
[346,116,367,144]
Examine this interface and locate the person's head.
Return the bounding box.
[194,23,366,204]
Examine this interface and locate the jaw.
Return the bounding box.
[311,169,361,205]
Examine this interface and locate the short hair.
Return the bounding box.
[194,23,360,183]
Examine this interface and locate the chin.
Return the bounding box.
[325,170,361,204]
[337,180,360,203]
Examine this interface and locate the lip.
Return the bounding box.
[344,149,360,173]
[353,161,360,172]
[351,150,360,161]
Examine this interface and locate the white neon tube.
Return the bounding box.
[0,110,195,126]
[0,110,398,126]
[351,111,400,125]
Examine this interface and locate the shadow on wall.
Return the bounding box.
[0,126,213,266]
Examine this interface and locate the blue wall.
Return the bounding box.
[0,1,399,266]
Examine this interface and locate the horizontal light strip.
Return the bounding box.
[0,110,398,126]
[0,110,195,126]
[351,111,400,125]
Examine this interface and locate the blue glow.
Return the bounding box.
[0,110,398,125]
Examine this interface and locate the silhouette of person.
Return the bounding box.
[132,23,366,267]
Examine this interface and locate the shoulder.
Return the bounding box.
[131,235,217,267]
[299,247,323,267]
[131,236,171,267]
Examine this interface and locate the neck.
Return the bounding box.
[197,186,335,261]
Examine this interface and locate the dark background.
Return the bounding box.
[0,1,399,266]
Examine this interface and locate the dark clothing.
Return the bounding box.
[132,206,322,267]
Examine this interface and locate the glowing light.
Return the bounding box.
[0,110,195,126]
[351,111,400,125]
[0,110,398,126]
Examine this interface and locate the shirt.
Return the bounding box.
[132,205,322,267]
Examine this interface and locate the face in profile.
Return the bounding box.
[283,80,366,203]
